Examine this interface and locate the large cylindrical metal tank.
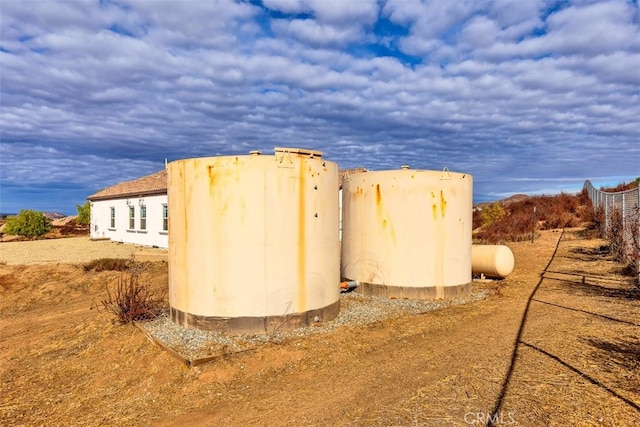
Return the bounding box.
[471,245,515,278]
[341,167,473,299]
[168,148,340,333]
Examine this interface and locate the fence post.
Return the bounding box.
[605,193,609,237]
[622,192,626,243]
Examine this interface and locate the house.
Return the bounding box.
[87,166,367,248]
[87,170,168,248]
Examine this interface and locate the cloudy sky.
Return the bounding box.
[1,0,638,214]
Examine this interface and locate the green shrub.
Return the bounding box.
[76,201,90,225]
[3,210,52,237]
[480,202,506,226]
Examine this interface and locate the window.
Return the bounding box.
[140,205,147,230]
[162,204,168,231]
[129,206,135,229]
[110,207,115,228]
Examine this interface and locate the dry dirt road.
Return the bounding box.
[1,229,638,426]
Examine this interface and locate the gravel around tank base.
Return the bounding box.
[140,287,489,362]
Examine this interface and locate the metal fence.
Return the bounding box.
[584,180,640,281]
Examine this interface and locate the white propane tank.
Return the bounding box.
[471,245,515,278]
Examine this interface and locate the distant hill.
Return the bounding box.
[500,194,530,205]
[1,212,67,219]
[44,212,67,220]
[474,194,530,209]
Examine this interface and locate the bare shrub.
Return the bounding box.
[623,209,640,282]
[582,202,605,235]
[475,208,533,243]
[600,179,639,192]
[84,258,132,272]
[607,207,625,263]
[474,192,592,243]
[101,272,165,324]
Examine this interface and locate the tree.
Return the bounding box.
[480,202,506,226]
[4,210,52,237]
[76,201,91,225]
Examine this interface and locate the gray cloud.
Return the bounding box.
[0,0,638,213]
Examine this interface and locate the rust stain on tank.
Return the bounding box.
[375,183,397,245]
[440,190,447,218]
[389,224,396,245]
[375,184,383,215]
[297,159,307,312]
[207,164,216,196]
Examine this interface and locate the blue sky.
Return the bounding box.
[1,0,639,214]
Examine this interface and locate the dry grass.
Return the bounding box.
[100,271,166,324]
[1,229,638,426]
[474,191,591,244]
[83,257,133,272]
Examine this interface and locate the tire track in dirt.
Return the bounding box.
[488,229,566,424]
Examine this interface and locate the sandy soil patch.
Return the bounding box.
[0,236,167,265]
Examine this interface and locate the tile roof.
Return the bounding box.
[87,170,167,201]
[87,166,368,200]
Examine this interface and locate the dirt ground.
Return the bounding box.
[1,229,638,426]
[0,237,167,265]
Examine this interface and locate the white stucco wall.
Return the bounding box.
[90,194,168,248]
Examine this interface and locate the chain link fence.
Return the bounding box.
[584,180,640,282]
